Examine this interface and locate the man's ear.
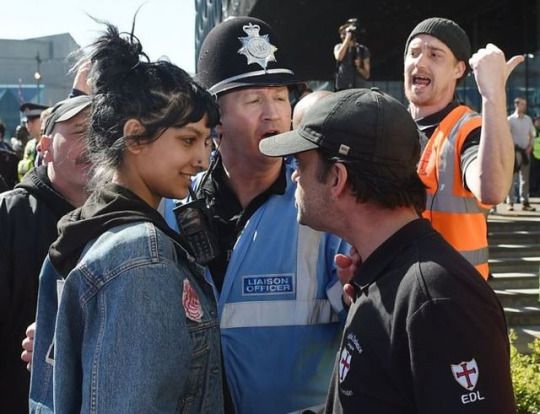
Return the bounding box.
[123,119,146,154]
[214,99,224,139]
[39,135,53,164]
[455,60,466,80]
[215,121,223,140]
[330,162,349,198]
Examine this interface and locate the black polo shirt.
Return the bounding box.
[196,156,286,292]
[325,219,515,414]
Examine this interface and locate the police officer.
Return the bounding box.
[18,102,49,179]
[166,16,348,414]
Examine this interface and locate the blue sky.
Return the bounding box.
[0,0,196,73]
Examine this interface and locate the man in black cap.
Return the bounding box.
[404,17,522,279]
[260,88,516,414]
[18,102,49,179]
[0,95,91,413]
[167,16,348,414]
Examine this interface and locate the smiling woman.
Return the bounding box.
[123,115,213,208]
[29,21,224,414]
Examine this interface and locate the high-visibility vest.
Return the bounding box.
[417,105,489,279]
[533,132,540,160]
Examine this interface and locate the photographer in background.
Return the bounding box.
[334,18,370,90]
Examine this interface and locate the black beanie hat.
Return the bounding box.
[404,17,471,69]
[197,17,298,95]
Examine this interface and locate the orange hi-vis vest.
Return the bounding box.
[417,105,489,279]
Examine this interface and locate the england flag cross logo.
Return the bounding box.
[451,358,479,390]
[339,347,352,383]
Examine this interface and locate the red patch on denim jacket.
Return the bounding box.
[182,279,203,322]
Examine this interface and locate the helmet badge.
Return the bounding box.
[237,23,278,70]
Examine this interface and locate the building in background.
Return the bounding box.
[195,0,540,115]
[0,33,80,137]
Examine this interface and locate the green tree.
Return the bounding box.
[510,331,540,414]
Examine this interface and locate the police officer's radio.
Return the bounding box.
[173,179,220,265]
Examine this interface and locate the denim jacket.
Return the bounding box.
[30,221,223,413]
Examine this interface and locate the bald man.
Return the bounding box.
[292,90,333,129]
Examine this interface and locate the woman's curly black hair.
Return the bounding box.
[86,22,219,187]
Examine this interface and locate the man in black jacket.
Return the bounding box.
[0,95,91,413]
[260,89,516,413]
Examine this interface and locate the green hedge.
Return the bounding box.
[510,331,540,414]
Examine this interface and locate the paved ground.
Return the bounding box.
[489,197,540,220]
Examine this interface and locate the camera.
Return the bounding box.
[345,18,358,34]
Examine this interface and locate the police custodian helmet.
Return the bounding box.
[197,16,298,95]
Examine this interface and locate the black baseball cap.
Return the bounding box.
[20,102,49,119]
[197,16,298,95]
[259,88,421,173]
[43,95,92,136]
